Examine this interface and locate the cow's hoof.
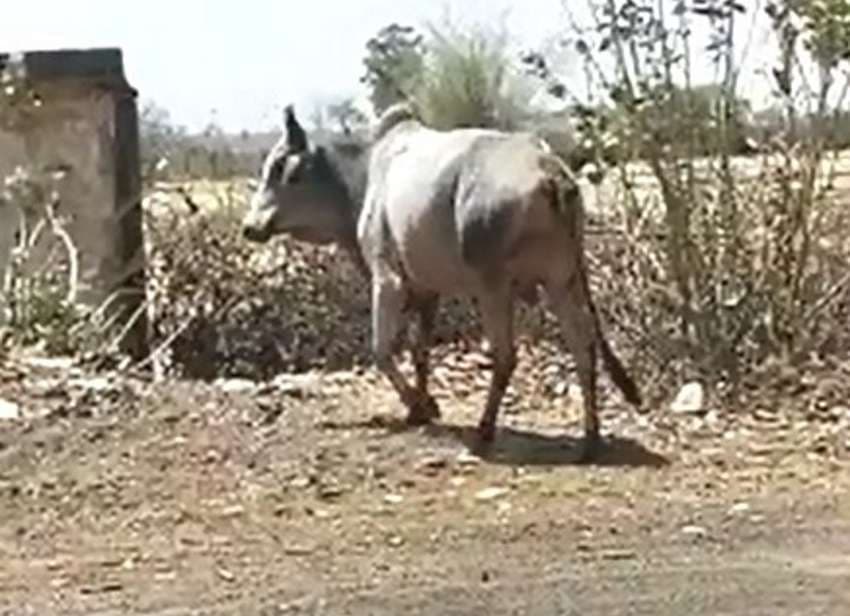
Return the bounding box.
[406,393,440,425]
[476,421,496,444]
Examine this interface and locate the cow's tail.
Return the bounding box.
[546,162,643,409]
[579,265,642,407]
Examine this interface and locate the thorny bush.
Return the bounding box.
[521,0,850,405]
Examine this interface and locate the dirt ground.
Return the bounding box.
[1,354,849,616]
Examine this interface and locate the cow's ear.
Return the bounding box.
[284,104,308,152]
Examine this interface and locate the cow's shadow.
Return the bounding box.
[320,415,670,468]
[437,424,670,468]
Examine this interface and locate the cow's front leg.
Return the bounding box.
[372,274,437,425]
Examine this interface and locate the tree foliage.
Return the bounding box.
[360,19,533,131]
[360,23,425,115]
[415,20,532,131]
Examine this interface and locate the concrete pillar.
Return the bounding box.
[0,48,149,358]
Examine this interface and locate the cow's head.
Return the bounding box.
[241,105,358,246]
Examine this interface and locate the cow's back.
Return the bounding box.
[363,122,573,295]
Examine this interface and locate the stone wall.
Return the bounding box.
[0,48,148,358]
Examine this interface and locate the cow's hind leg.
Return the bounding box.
[411,295,440,420]
[372,275,437,425]
[476,283,516,442]
[545,275,601,463]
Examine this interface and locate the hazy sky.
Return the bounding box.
[1,0,779,133]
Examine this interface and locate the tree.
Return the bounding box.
[325,98,369,136]
[360,23,425,115]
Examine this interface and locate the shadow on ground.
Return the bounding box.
[461,426,670,468]
[318,414,670,469]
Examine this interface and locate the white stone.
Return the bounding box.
[216,378,257,393]
[475,487,509,502]
[671,381,706,414]
[0,398,20,420]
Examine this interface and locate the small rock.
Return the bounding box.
[387,535,404,547]
[216,567,236,582]
[681,525,707,538]
[456,452,481,467]
[0,398,20,420]
[221,505,245,517]
[290,476,312,489]
[475,487,509,502]
[216,378,256,394]
[383,494,404,505]
[727,502,751,516]
[671,382,705,414]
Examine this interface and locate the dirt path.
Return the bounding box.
[1,362,849,615]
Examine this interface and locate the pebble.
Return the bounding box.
[216,567,236,582]
[727,502,751,516]
[681,525,708,538]
[215,378,256,393]
[291,476,312,489]
[475,487,510,501]
[456,452,481,467]
[0,398,20,420]
[671,382,705,414]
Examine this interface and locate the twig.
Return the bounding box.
[130,294,241,373]
[802,270,850,324]
[107,297,151,354]
[43,195,79,306]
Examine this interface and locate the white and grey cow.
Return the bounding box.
[242,103,642,461]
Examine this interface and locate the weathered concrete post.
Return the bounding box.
[0,47,149,358]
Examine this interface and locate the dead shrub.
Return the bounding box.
[141,181,567,389]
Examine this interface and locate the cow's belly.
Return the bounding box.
[380,156,475,295]
[391,215,474,295]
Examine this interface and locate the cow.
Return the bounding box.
[242,102,642,461]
